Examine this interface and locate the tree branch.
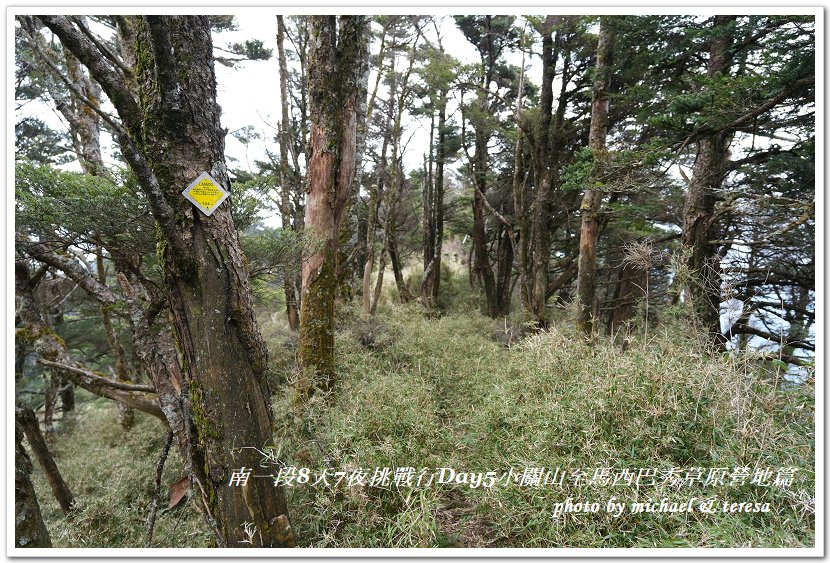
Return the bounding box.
[729,322,815,352]
[38,359,156,392]
[37,359,165,420]
[116,132,191,261]
[38,15,143,138]
[20,17,126,136]
[18,239,121,307]
[70,15,132,77]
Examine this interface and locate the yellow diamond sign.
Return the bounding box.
[182,172,229,216]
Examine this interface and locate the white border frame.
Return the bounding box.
[6,4,824,559]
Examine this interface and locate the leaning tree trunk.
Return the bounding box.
[576,16,613,336]
[15,425,51,548]
[681,15,736,347]
[16,405,74,515]
[298,16,369,399]
[41,15,295,547]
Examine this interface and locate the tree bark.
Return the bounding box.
[15,425,51,548]
[298,16,369,398]
[15,405,75,515]
[576,16,613,336]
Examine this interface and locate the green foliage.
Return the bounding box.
[561,147,595,192]
[230,39,272,61]
[15,118,72,165]
[15,161,156,254]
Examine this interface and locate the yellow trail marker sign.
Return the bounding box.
[182,172,229,216]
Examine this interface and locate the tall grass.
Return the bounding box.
[30,274,814,548]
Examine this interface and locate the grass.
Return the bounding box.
[29,393,208,548]
[29,272,815,549]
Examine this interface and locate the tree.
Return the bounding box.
[297,16,370,398]
[38,15,295,547]
[15,425,51,548]
[456,15,519,318]
[576,16,613,336]
[417,34,459,308]
[276,15,300,329]
[672,15,814,347]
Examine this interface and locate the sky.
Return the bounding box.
[213,14,539,176]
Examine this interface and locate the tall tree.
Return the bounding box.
[456,15,519,318]
[418,38,457,308]
[576,16,614,336]
[298,16,370,398]
[38,15,295,546]
[680,15,737,345]
[276,15,300,330]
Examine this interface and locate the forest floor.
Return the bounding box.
[31,277,815,549]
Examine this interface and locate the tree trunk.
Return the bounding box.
[471,107,497,316]
[576,16,613,336]
[96,250,135,429]
[363,116,390,314]
[386,159,413,304]
[494,223,514,316]
[681,15,736,347]
[371,235,388,315]
[298,16,369,399]
[42,15,296,547]
[513,43,530,315]
[15,425,51,548]
[525,17,556,327]
[421,121,435,307]
[16,405,75,515]
[422,87,447,308]
[606,260,647,335]
[276,16,300,330]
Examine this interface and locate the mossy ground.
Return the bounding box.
[30,270,815,548]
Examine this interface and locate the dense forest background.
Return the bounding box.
[13,13,816,549]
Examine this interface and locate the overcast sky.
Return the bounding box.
[214,14,540,176]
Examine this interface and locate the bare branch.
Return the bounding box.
[37,359,164,420]
[70,15,132,76]
[38,15,142,137]
[18,239,121,307]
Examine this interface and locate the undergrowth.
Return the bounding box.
[30,276,815,549]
